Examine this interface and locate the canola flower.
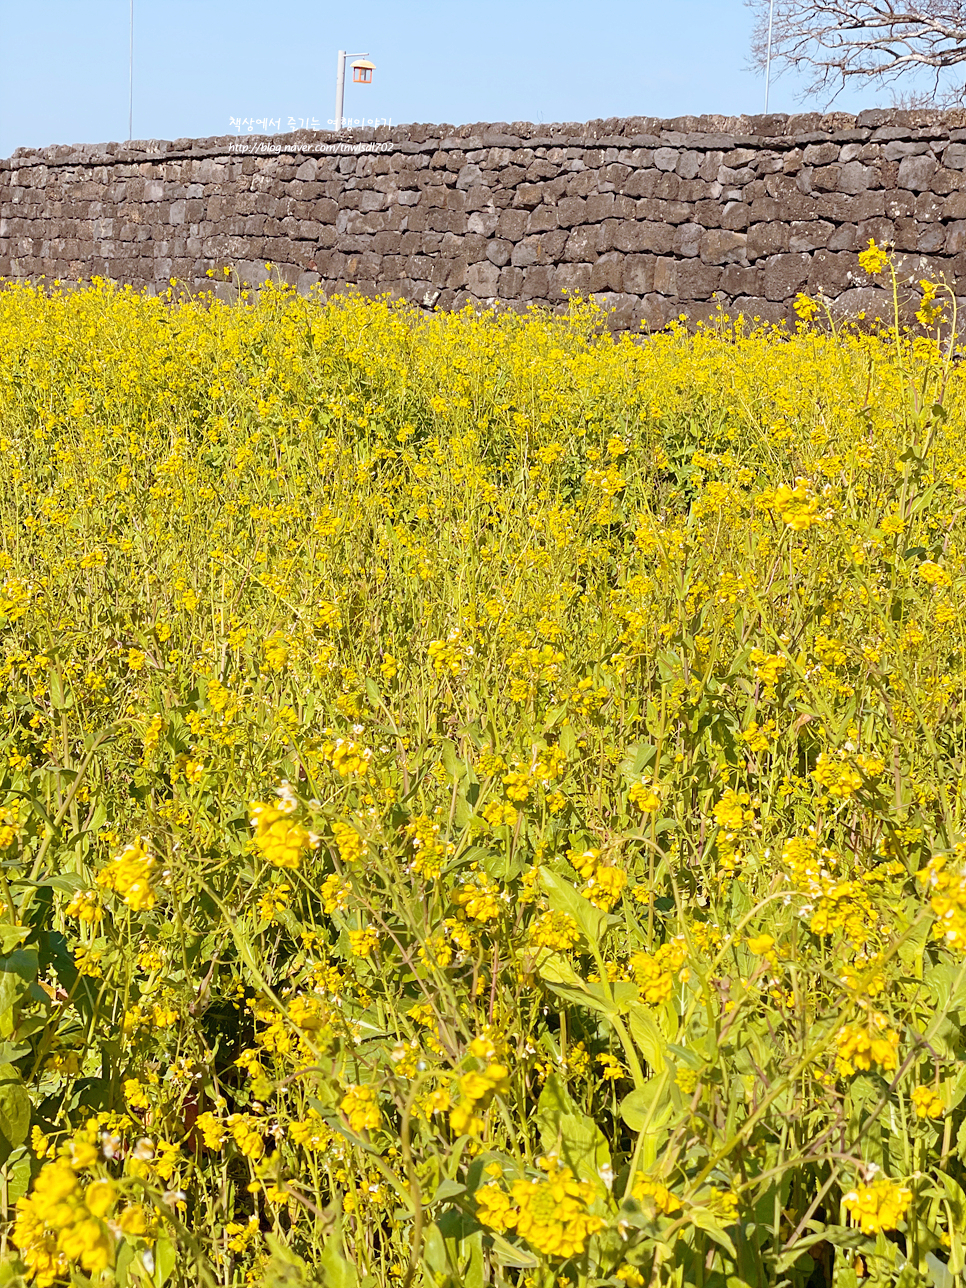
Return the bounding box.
[95,838,156,911]
[0,269,963,1285]
[476,1156,606,1259]
[843,1177,912,1235]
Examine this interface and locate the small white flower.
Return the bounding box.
[275,780,298,812]
[101,1132,122,1160]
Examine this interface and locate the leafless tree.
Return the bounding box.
[747,1,966,105]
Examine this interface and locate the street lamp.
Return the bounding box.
[334,50,375,131]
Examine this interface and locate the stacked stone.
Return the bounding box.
[3,109,966,328]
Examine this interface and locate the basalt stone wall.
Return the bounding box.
[7,109,966,328]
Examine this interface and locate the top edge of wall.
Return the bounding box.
[9,109,966,169]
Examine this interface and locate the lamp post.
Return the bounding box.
[764,0,776,113]
[334,51,374,131]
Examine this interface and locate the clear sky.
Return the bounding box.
[1,0,899,158]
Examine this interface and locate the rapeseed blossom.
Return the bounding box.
[95,838,156,910]
[0,270,963,1286]
[843,1177,911,1234]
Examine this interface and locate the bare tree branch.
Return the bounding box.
[746,1,966,104]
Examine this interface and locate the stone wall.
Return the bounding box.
[5,110,966,327]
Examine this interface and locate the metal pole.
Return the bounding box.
[764,0,776,113]
[128,0,134,140]
[334,49,346,131]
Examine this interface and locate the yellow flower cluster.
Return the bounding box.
[249,800,310,870]
[629,779,663,813]
[450,1040,510,1136]
[455,873,502,922]
[910,1085,944,1118]
[0,800,20,849]
[812,749,883,801]
[631,938,688,1006]
[323,737,372,777]
[858,237,889,275]
[95,837,156,911]
[528,909,580,951]
[712,788,755,831]
[340,1084,382,1135]
[11,1158,150,1286]
[919,851,966,950]
[767,480,822,531]
[65,890,102,924]
[631,1174,682,1216]
[476,1156,605,1259]
[194,1112,227,1150]
[405,812,454,879]
[333,819,366,865]
[228,1113,265,1159]
[585,864,628,911]
[843,1177,911,1234]
[835,1016,900,1077]
[348,927,379,957]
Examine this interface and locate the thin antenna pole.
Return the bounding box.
[128,0,134,141]
[764,0,776,113]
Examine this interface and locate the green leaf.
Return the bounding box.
[628,1005,667,1073]
[536,1073,611,1186]
[620,1076,674,1134]
[535,952,586,989]
[926,1252,955,1288]
[0,1063,30,1165]
[687,1207,737,1259]
[0,926,27,956]
[33,875,85,897]
[427,1212,490,1286]
[431,1179,466,1204]
[0,948,38,1039]
[539,867,605,948]
[535,954,619,1019]
[318,1230,359,1288]
[48,670,73,711]
[486,1230,539,1269]
[439,738,464,781]
[3,1145,32,1205]
[924,961,966,1012]
[153,1234,178,1287]
[935,1171,966,1214]
[623,742,657,776]
[945,1065,966,1114]
[0,1043,31,1066]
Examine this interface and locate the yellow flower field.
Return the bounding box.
[0,258,963,1287]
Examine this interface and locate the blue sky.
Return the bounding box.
[2,0,894,158]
